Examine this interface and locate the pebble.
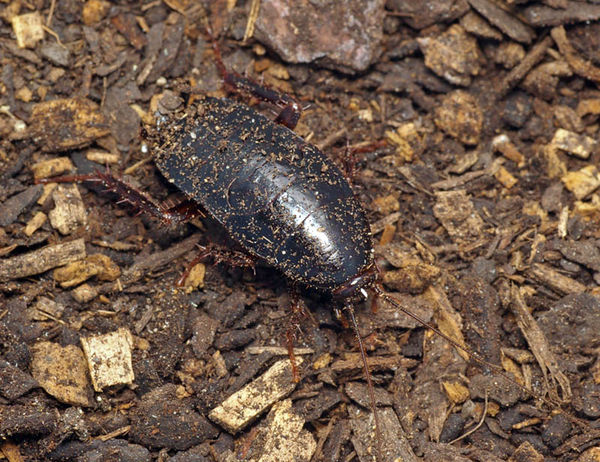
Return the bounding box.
[254,0,385,73]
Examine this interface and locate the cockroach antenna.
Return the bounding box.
[345,303,384,462]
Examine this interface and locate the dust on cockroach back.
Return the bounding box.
[151,93,376,295]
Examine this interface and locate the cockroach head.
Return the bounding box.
[332,263,378,303]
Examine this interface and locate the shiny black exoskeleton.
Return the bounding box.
[154,96,374,295]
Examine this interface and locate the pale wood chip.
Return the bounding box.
[509,285,572,403]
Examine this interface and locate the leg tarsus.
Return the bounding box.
[286,329,300,383]
[175,246,212,287]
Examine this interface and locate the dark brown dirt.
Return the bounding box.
[2,1,600,461]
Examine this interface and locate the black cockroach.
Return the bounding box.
[38,38,546,462]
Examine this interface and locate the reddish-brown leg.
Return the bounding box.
[37,171,203,226]
[162,199,204,223]
[370,292,379,314]
[285,287,308,382]
[209,33,302,130]
[175,243,256,287]
[369,280,385,314]
[335,139,389,182]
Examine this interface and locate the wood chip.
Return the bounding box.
[510,285,572,402]
[508,441,544,462]
[551,128,596,159]
[494,165,518,189]
[433,90,483,145]
[467,0,534,44]
[82,0,110,26]
[529,262,587,295]
[331,354,418,374]
[524,1,600,27]
[243,0,261,43]
[37,183,57,205]
[53,253,120,288]
[252,399,316,462]
[28,296,65,321]
[71,283,99,303]
[0,184,43,227]
[460,11,503,41]
[31,157,74,180]
[31,341,93,407]
[442,381,470,404]
[0,441,25,462]
[182,262,205,293]
[370,211,401,235]
[558,206,569,239]
[492,134,525,166]
[110,13,147,50]
[48,184,87,235]
[378,223,396,246]
[371,195,400,215]
[432,167,490,190]
[577,99,600,117]
[23,211,47,236]
[418,25,482,86]
[425,285,470,361]
[81,328,135,392]
[384,122,421,162]
[208,358,302,433]
[497,36,552,99]
[433,190,485,246]
[0,238,86,282]
[349,405,419,462]
[245,346,314,356]
[85,149,120,164]
[562,166,600,200]
[382,258,440,294]
[543,144,568,179]
[11,12,44,48]
[551,26,600,83]
[27,97,109,151]
[553,105,584,133]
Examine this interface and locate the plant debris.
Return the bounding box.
[2,1,600,461]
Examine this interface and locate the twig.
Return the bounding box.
[449,392,489,445]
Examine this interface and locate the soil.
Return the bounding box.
[1,1,600,461]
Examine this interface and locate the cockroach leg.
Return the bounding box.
[285,286,307,383]
[175,246,212,287]
[36,171,202,226]
[369,292,379,314]
[176,243,257,287]
[162,199,205,223]
[209,32,302,130]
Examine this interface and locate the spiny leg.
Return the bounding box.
[37,171,202,226]
[336,139,388,183]
[209,31,302,129]
[176,243,257,287]
[285,286,308,383]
